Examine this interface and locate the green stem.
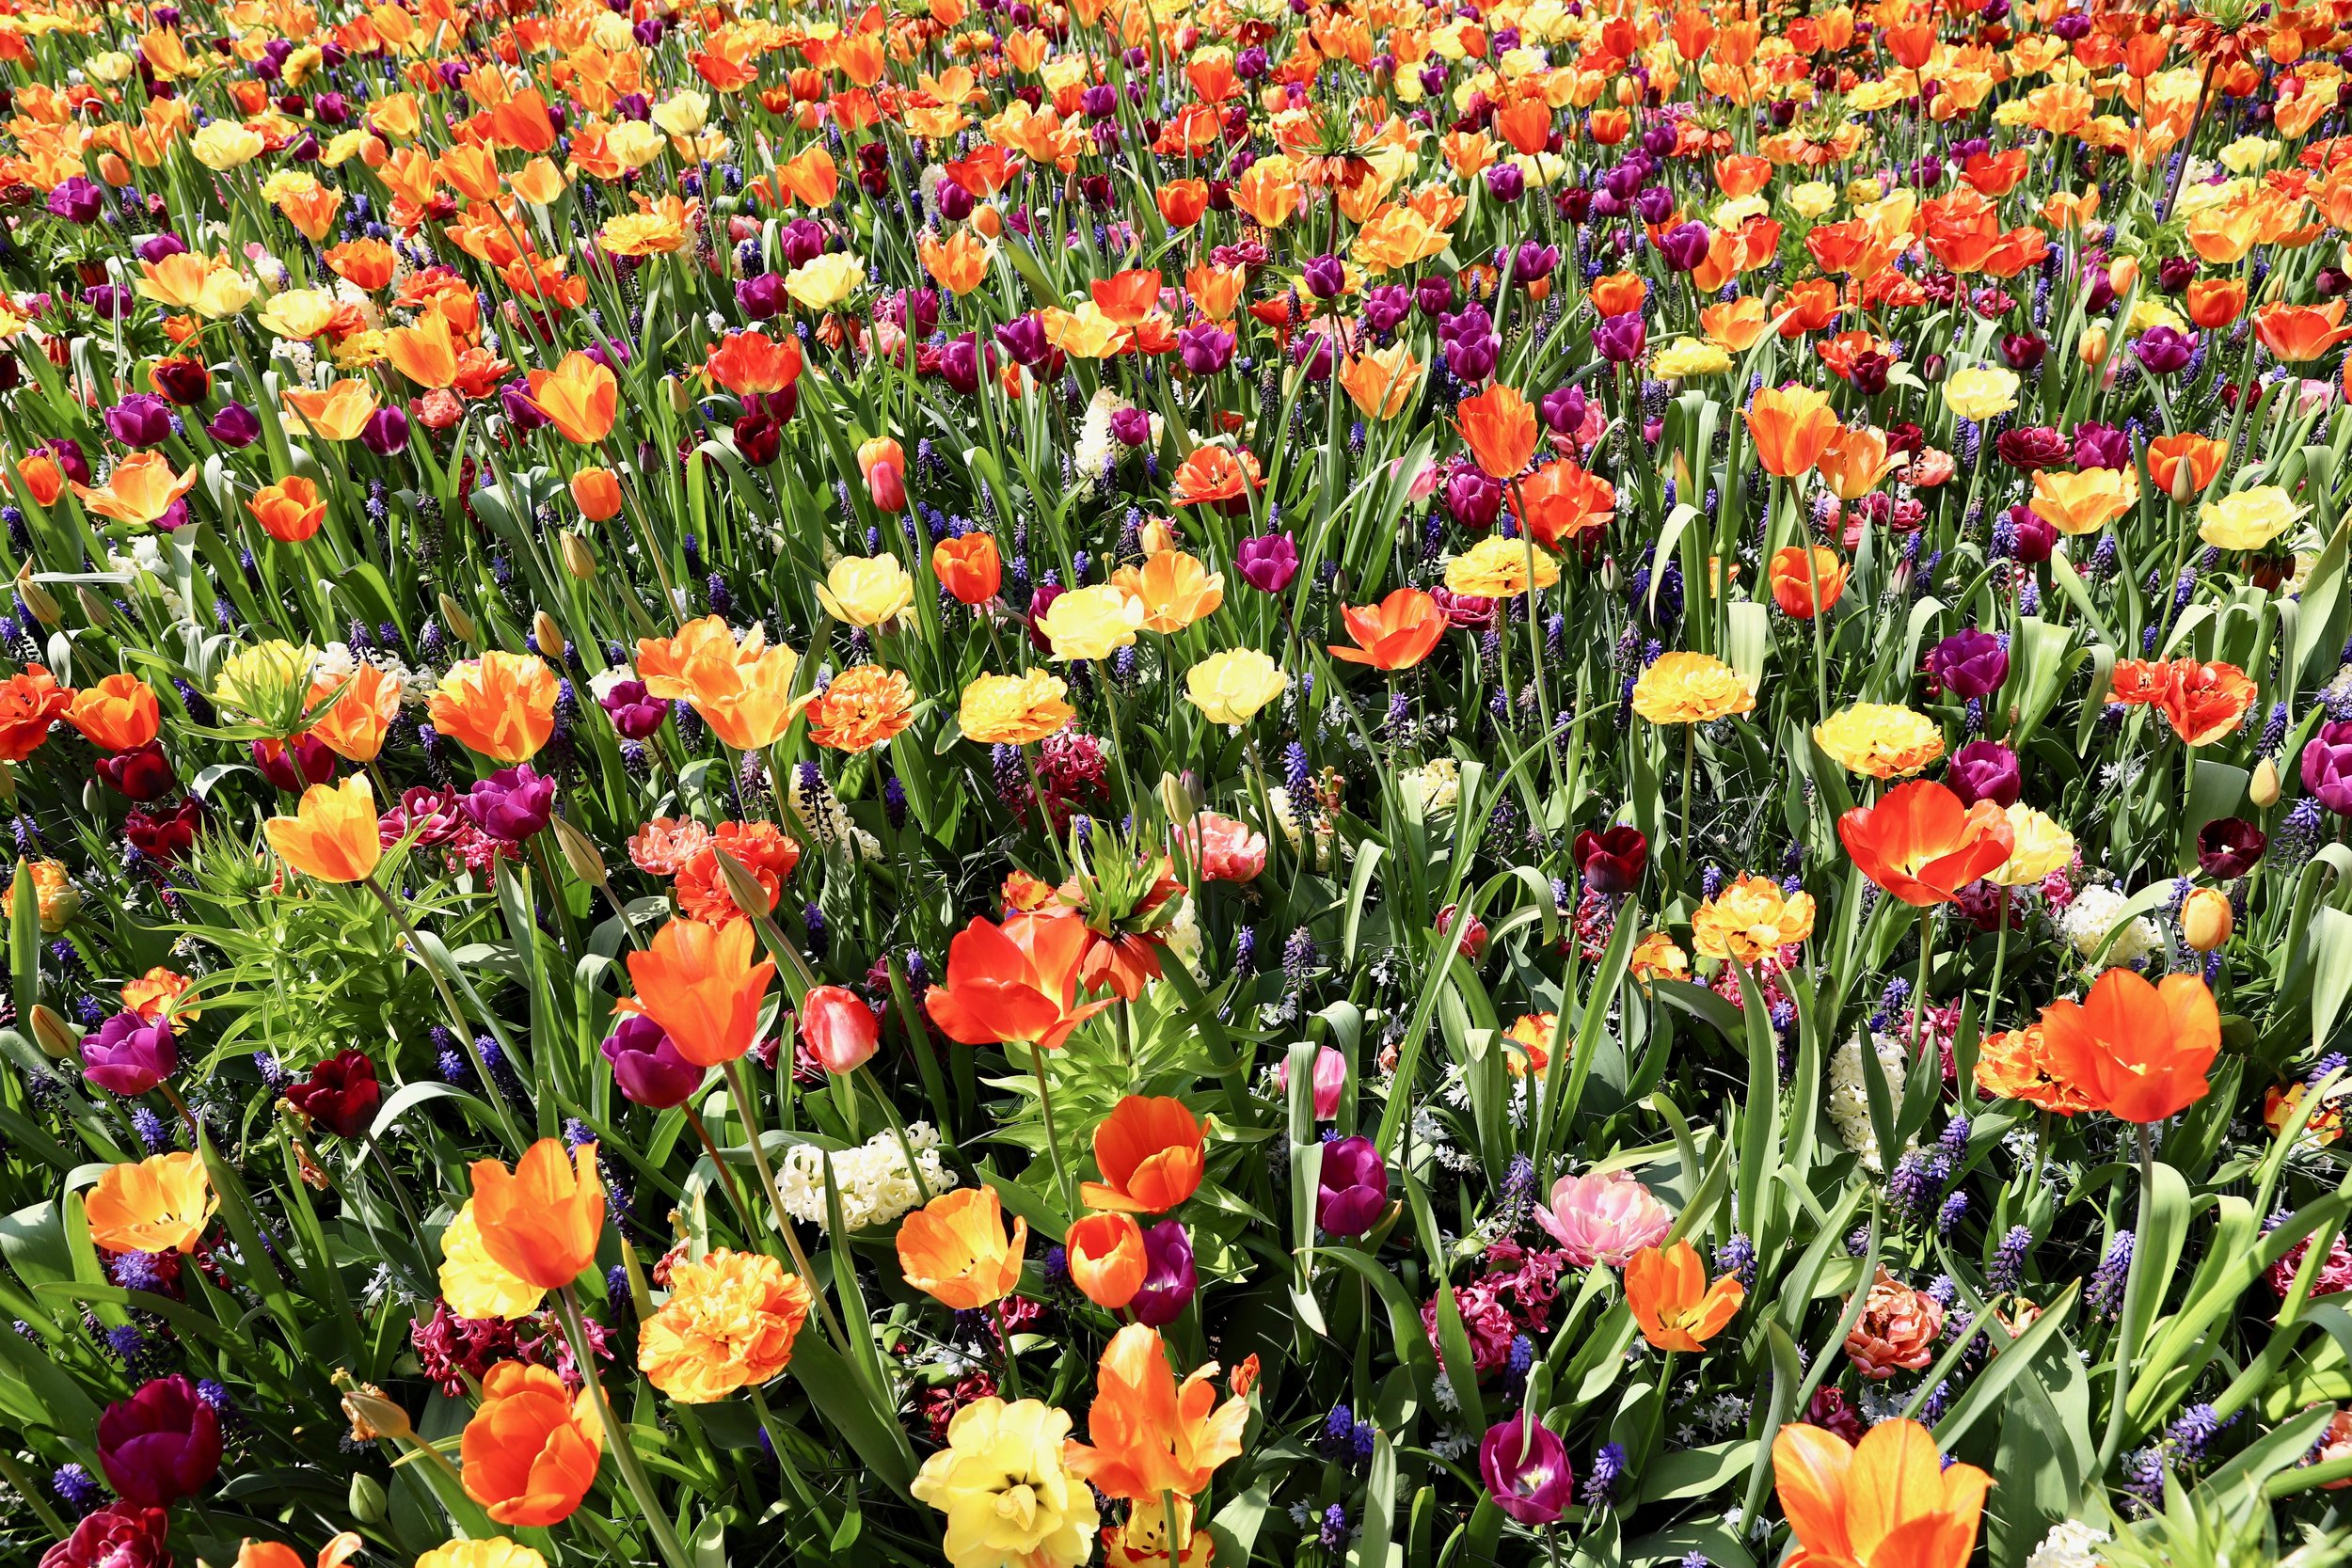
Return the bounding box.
[553,1286,695,1568]
[2097,1122,2158,1474]
[1030,1044,1077,1214]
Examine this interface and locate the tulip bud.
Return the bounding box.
[713,847,774,925]
[15,566,59,627]
[2181,886,2233,952]
[1137,518,1177,556]
[437,593,477,647]
[534,610,566,661]
[560,530,598,578]
[76,586,112,628]
[2171,455,2196,506]
[2108,255,2140,296]
[338,1382,416,1444]
[1158,770,1203,826]
[28,1003,76,1058]
[348,1471,388,1525]
[549,812,608,887]
[2251,756,2281,807]
[664,373,692,414]
[2077,325,2109,367]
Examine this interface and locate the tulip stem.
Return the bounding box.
[1029,1044,1078,1215]
[683,1105,761,1245]
[719,1058,854,1355]
[1678,724,1696,879]
[158,1080,199,1144]
[553,1285,696,1568]
[993,1297,1025,1398]
[2097,1122,2158,1475]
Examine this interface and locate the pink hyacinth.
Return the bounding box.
[1533,1169,1672,1268]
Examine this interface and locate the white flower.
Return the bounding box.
[772,1122,956,1232]
[589,664,637,703]
[2024,1520,2109,1568]
[2058,884,2160,964]
[1828,1032,1912,1174]
[310,641,359,686]
[1399,758,1459,817]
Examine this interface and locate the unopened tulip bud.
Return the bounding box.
[1158,769,1203,825]
[1137,518,1177,556]
[2181,886,2233,952]
[15,566,59,627]
[713,848,773,925]
[664,373,692,414]
[560,531,598,578]
[2251,756,2281,807]
[348,1471,388,1525]
[549,812,607,887]
[2108,255,2139,296]
[2172,457,2196,506]
[534,610,566,661]
[28,1004,75,1059]
[437,593,477,647]
[76,587,112,628]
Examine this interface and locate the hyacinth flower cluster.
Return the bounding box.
[13,0,2352,1563]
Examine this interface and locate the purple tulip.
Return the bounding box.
[84,285,135,322]
[1316,1134,1389,1237]
[940,333,984,396]
[1236,531,1299,594]
[778,216,826,267]
[47,176,103,225]
[1946,738,2022,809]
[2303,721,2352,815]
[1541,385,1588,436]
[1634,184,1677,225]
[149,359,210,406]
[1414,273,1455,318]
[83,1012,176,1097]
[1924,628,2009,701]
[97,1375,221,1508]
[1445,468,1502,531]
[105,395,176,449]
[360,406,410,457]
[136,232,189,264]
[1302,253,1346,299]
[501,380,551,433]
[598,679,669,739]
[995,314,1050,367]
[460,765,556,843]
[2196,817,2266,879]
[1362,284,1412,336]
[1177,323,1235,376]
[1130,1219,1198,1326]
[1478,1414,1574,1526]
[206,402,261,448]
[1484,163,1525,203]
[1592,312,1646,363]
[601,1014,701,1108]
[1506,241,1559,286]
[1110,406,1153,447]
[2072,420,2132,471]
[1657,220,1712,273]
[737,271,787,320]
[2133,325,2195,376]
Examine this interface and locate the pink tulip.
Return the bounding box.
[800,986,880,1073]
[1180,811,1267,882]
[1534,1169,1672,1267]
[1276,1044,1347,1120]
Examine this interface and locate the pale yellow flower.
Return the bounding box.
[1038,585,1145,661]
[437,1201,546,1322]
[814,554,914,627]
[1184,649,1289,725]
[1987,803,2074,888]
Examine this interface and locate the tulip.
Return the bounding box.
[283,1050,381,1137]
[1836,780,2015,907]
[460,766,557,844]
[1923,628,2009,701]
[2181,887,2233,952]
[468,1137,604,1290]
[98,1375,222,1507]
[251,734,336,793]
[1944,739,2022,809]
[924,910,1112,1050]
[600,1015,702,1109]
[800,985,880,1073]
[1235,531,1299,594]
[2195,817,2266,878]
[460,1361,602,1527]
[932,533,1002,604]
[264,775,383,883]
[1066,1212,1147,1307]
[1079,1096,1205,1214]
[1773,1419,1987,1568]
[2303,721,2352,815]
[1274,1043,1346,1118]
[898,1186,1026,1310]
[1575,825,1648,895]
[40,1504,171,1568]
[626,917,775,1067]
[2035,968,2219,1123]
[1478,1414,1573,1526]
[1314,1134,1388,1237]
[82,1010,177,1097]
[1625,1240,1745,1350]
[1534,1169,1672,1266]
[1129,1220,1197,1326]
[97,741,177,801]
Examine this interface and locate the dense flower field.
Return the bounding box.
[11,0,2352,1562]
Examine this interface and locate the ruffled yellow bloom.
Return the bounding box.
[437,1200,547,1321]
[786,252,865,310]
[815,554,915,627]
[190,119,265,169]
[1986,803,2074,888]
[1631,652,1754,724]
[1184,649,1288,725]
[1653,337,1733,377]
[1942,366,2020,420]
[1443,535,1561,597]
[2199,485,2305,550]
[1629,931,1691,990]
[912,1398,1099,1568]
[416,1540,548,1568]
[1813,703,1946,779]
[1039,585,1145,661]
[1692,874,1817,966]
[960,672,1075,746]
[637,1249,812,1403]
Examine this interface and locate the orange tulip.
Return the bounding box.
[527,352,619,444]
[627,917,776,1067]
[1328,588,1447,671]
[924,909,1113,1049]
[1625,1240,1744,1351]
[1064,1212,1148,1307]
[247,475,326,544]
[280,380,379,443]
[385,309,462,388]
[1814,425,1900,500]
[1744,385,1840,477]
[933,533,1002,604]
[460,1360,603,1528]
[1768,546,1850,619]
[15,451,64,507]
[2036,967,2219,1123]
[233,1533,363,1568]
[1066,1323,1249,1500]
[702,329,803,396]
[1079,1096,1205,1214]
[263,774,383,883]
[2185,278,2246,329]
[2157,659,2257,746]
[2147,433,2228,499]
[896,1186,1027,1309]
[70,451,197,525]
[65,673,161,752]
[1836,780,2014,907]
[635,616,806,752]
[1455,384,1540,480]
[1157,178,1209,227]
[2256,301,2352,362]
[1774,1418,1987,1568]
[306,664,403,764]
[429,651,559,764]
[0,663,71,762]
[87,1151,216,1254]
[570,467,623,522]
[469,1137,605,1290]
[1589,272,1646,317]
[1516,459,1615,547]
